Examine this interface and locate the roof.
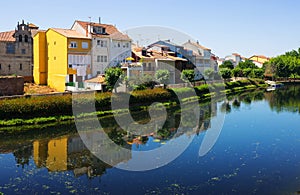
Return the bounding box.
[232,53,241,56]
[85,75,105,83]
[28,23,39,29]
[250,55,270,60]
[50,28,90,39]
[74,20,131,40]
[185,41,211,51]
[0,30,15,42]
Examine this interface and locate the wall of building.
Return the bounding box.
[0,76,24,96]
[46,29,68,92]
[33,31,47,85]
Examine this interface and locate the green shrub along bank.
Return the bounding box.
[0,79,266,127]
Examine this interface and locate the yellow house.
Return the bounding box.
[33,28,91,92]
[249,55,270,64]
[33,30,47,85]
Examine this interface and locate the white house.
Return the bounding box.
[224,53,242,67]
[182,40,215,80]
[71,20,132,76]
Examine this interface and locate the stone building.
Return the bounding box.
[0,20,38,82]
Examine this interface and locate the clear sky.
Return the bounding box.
[1,0,299,58]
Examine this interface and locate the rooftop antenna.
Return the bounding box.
[88,16,91,22]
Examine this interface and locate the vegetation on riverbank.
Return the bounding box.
[0,79,267,129]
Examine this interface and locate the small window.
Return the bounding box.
[100,56,104,62]
[6,43,15,54]
[82,42,88,49]
[69,74,74,82]
[8,64,11,71]
[118,42,120,47]
[104,56,107,62]
[0,64,1,70]
[68,64,72,68]
[20,64,22,70]
[69,42,77,48]
[97,55,100,62]
[25,35,28,43]
[54,41,56,45]
[19,35,22,42]
[126,42,129,48]
[21,49,26,54]
[54,56,56,60]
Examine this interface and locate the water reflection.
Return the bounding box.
[1,85,299,194]
[0,99,217,179]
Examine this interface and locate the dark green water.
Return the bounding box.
[0,84,299,194]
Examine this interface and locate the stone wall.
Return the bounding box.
[0,76,24,96]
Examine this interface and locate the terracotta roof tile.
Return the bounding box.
[75,20,131,40]
[0,31,15,42]
[50,28,90,39]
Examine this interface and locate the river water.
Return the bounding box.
[0,84,299,194]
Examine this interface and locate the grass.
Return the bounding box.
[0,79,267,130]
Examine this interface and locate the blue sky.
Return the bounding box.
[1,0,299,58]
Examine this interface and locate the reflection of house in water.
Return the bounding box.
[33,134,132,178]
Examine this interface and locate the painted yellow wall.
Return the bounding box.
[33,140,48,168]
[33,31,47,85]
[46,29,68,92]
[46,137,68,172]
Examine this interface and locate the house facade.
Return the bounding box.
[34,28,91,92]
[0,21,38,81]
[224,53,243,67]
[249,55,269,68]
[71,20,131,76]
[182,40,216,80]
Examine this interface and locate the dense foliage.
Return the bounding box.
[264,48,300,79]
[105,67,124,92]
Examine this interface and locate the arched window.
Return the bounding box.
[24,35,28,42]
[18,35,22,42]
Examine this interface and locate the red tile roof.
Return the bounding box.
[75,20,131,40]
[0,31,15,42]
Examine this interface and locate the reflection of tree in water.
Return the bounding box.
[13,145,33,168]
[265,84,300,113]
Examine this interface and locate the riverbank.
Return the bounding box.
[0,79,267,131]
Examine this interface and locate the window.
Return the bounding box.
[54,41,56,45]
[21,49,26,54]
[68,64,72,68]
[8,64,11,71]
[126,42,129,48]
[69,74,74,82]
[54,56,56,60]
[97,40,107,47]
[0,64,1,70]
[118,42,121,47]
[6,43,15,54]
[25,35,28,43]
[97,55,107,62]
[19,64,22,70]
[69,42,77,48]
[82,42,88,49]
[19,35,22,42]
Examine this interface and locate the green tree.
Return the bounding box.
[251,69,264,78]
[237,60,257,69]
[181,69,195,83]
[219,68,232,79]
[155,69,170,87]
[242,68,252,78]
[203,68,214,80]
[219,60,234,69]
[231,67,243,78]
[105,67,124,92]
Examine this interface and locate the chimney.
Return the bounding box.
[99,17,101,24]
